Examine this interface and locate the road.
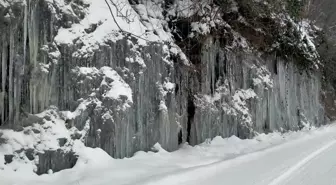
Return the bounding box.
[137,128,336,185]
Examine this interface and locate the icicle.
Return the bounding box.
[13,3,28,125]
[24,2,27,69]
[0,41,2,124]
[1,35,7,125]
[41,19,49,111]
[8,26,14,125]
[28,3,39,114]
[14,55,18,125]
[16,0,28,122]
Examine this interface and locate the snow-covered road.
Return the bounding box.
[2,125,336,185]
[141,127,336,185]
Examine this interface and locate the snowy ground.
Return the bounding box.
[1,124,336,185]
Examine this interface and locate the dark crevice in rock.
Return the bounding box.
[178,129,182,145]
[186,94,195,144]
[174,83,179,95]
[263,120,270,134]
[84,23,98,34]
[25,148,35,161]
[170,17,204,66]
[164,0,175,8]
[71,132,82,140]
[58,138,68,147]
[128,0,139,5]
[171,19,191,43]
[4,154,14,164]
[223,54,228,74]
[37,149,78,175]
[210,73,214,95]
[264,97,270,134]
[215,52,221,79]
[274,58,278,75]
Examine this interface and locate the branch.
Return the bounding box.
[104,0,152,43]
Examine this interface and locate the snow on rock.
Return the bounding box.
[72,140,113,167]
[297,20,321,69]
[77,67,100,76]
[0,110,70,154]
[0,108,78,174]
[150,143,168,153]
[125,40,147,68]
[163,81,175,91]
[132,0,172,42]
[0,0,25,7]
[100,66,133,106]
[61,98,101,121]
[252,64,273,88]
[0,0,9,7]
[0,106,118,176]
[190,22,211,35]
[232,89,257,125]
[71,66,133,110]
[55,0,171,57]
[159,100,168,111]
[195,83,258,126]
[156,80,175,112]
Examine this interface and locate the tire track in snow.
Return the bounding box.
[268,139,336,185]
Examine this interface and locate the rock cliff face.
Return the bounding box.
[0,0,331,174]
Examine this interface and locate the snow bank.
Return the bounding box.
[1,123,336,185]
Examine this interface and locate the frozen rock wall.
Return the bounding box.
[0,0,329,167]
[186,37,326,145]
